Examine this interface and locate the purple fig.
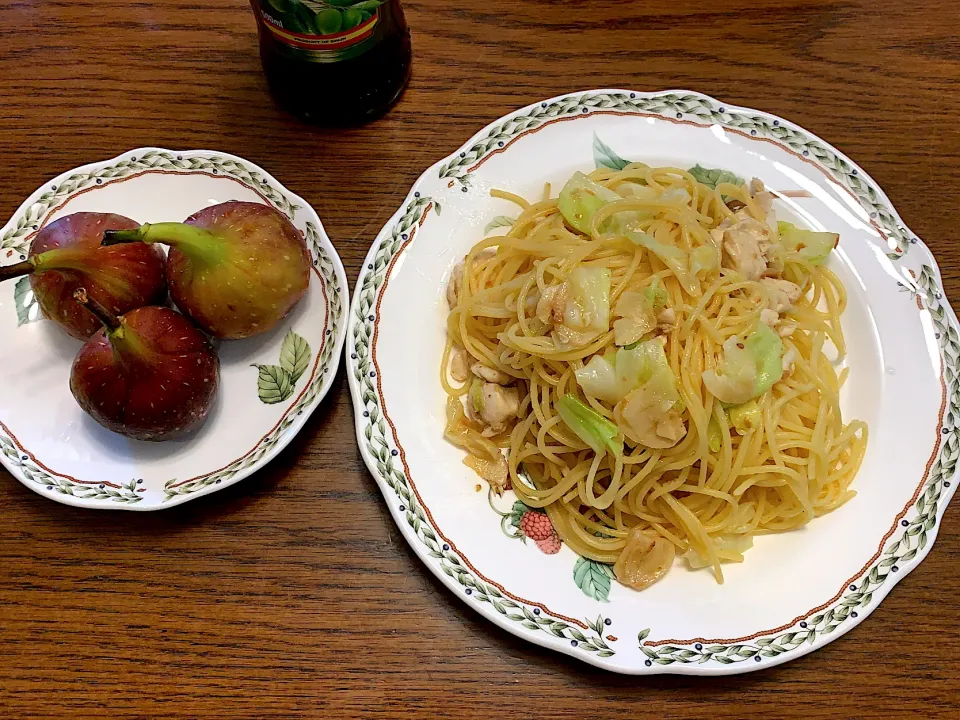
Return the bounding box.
[103,201,310,339]
[0,212,167,339]
[69,288,219,441]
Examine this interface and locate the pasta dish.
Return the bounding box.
[441,162,867,591]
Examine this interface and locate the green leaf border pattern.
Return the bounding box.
[436,91,915,255]
[350,196,614,659]
[639,264,958,666]
[0,435,142,503]
[0,149,344,504]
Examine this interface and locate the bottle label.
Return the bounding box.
[253,0,388,61]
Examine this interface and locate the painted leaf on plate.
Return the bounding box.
[508,500,528,530]
[255,364,294,404]
[573,555,614,602]
[484,216,516,234]
[688,164,745,190]
[280,330,312,384]
[14,276,40,326]
[593,133,631,171]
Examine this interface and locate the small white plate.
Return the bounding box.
[0,148,348,509]
[346,90,960,674]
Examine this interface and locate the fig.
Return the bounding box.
[69,288,219,441]
[103,201,310,340]
[0,212,167,339]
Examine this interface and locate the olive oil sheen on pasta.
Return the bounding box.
[250,0,411,125]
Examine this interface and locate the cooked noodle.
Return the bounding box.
[442,162,867,589]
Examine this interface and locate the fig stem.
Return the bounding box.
[0,260,34,281]
[73,288,121,330]
[103,222,224,264]
[101,227,145,246]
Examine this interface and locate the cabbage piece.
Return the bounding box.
[644,277,668,309]
[574,355,621,404]
[728,399,761,434]
[571,339,685,449]
[684,534,754,569]
[575,339,680,407]
[557,394,622,456]
[616,339,673,393]
[778,221,839,265]
[612,290,657,346]
[706,416,722,452]
[702,338,756,404]
[612,340,686,448]
[702,324,784,404]
[558,172,620,234]
[469,378,484,414]
[614,375,685,448]
[690,244,719,276]
[627,231,699,295]
[659,187,692,205]
[616,181,653,198]
[565,267,611,333]
[745,323,783,396]
[552,325,600,351]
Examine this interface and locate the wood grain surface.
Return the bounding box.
[1,0,959,717]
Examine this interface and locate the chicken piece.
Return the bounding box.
[467,382,520,434]
[749,178,775,216]
[654,413,686,444]
[613,527,676,591]
[760,278,802,314]
[759,308,779,327]
[446,261,464,309]
[536,283,567,325]
[656,307,677,332]
[446,250,496,309]
[471,362,512,385]
[449,346,470,382]
[778,321,797,338]
[782,347,797,376]
[721,215,773,281]
[614,384,687,449]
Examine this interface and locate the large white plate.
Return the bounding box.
[0,148,348,509]
[346,90,960,674]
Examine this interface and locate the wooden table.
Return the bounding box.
[1,0,958,716]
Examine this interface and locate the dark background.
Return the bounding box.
[1,0,958,717]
